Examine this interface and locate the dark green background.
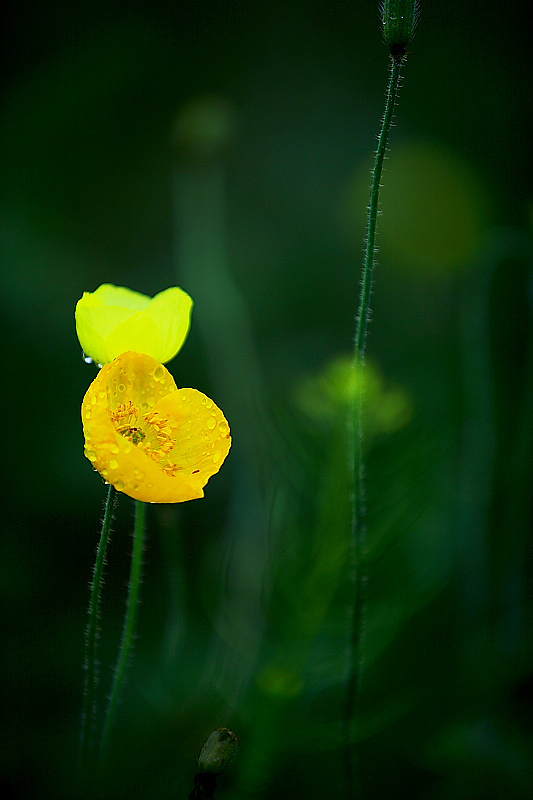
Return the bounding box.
[2,1,532,798]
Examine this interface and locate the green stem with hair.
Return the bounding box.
[356,54,403,356]
[344,52,405,794]
[99,498,146,766]
[80,484,117,776]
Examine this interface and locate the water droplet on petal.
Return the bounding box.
[109,459,118,470]
[83,353,94,364]
[115,480,124,491]
[110,444,119,454]
[207,417,216,430]
[205,399,213,410]
[212,451,221,463]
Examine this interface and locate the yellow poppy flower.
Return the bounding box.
[75,284,193,366]
[82,352,231,503]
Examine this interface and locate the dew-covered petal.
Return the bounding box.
[81,352,230,503]
[82,353,180,501]
[151,388,232,488]
[104,351,177,415]
[83,405,204,503]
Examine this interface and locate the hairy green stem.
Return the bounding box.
[80,484,117,777]
[99,499,146,765]
[356,55,403,357]
[344,53,404,795]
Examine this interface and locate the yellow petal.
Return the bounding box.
[152,388,232,488]
[75,284,193,364]
[144,287,194,364]
[86,284,151,311]
[81,352,231,503]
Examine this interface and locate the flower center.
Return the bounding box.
[110,400,140,434]
[118,426,146,445]
[141,410,175,459]
[109,402,180,474]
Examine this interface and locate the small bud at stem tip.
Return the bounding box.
[381,0,420,53]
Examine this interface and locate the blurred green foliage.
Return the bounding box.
[2,1,532,798]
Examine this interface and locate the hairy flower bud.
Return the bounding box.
[198,728,240,775]
[381,0,419,54]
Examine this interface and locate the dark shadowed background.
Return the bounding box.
[2,1,532,798]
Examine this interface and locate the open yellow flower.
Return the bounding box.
[82,352,231,503]
[75,284,193,366]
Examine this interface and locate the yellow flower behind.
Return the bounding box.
[82,352,231,503]
[76,284,193,366]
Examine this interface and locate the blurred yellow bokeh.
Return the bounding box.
[342,139,490,276]
[295,355,412,438]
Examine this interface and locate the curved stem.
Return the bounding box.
[99,499,146,766]
[356,55,403,358]
[344,54,404,796]
[80,484,117,776]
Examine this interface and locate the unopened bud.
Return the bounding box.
[381,0,420,55]
[198,728,240,775]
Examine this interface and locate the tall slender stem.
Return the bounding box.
[344,53,404,796]
[99,499,146,765]
[80,484,117,777]
[356,55,403,357]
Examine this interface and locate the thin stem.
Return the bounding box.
[356,55,403,358]
[344,53,404,796]
[80,484,117,777]
[99,499,146,766]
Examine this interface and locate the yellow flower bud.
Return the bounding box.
[75,284,193,366]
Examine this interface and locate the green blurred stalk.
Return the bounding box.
[172,101,268,457]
